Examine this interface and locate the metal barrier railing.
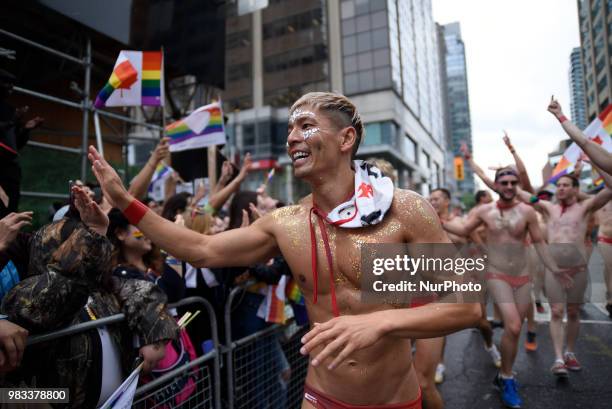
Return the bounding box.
[223,284,309,409]
[20,286,311,409]
[21,296,221,409]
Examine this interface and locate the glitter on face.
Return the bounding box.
[302,127,320,140]
[289,109,315,124]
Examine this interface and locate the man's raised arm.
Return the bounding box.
[461,142,496,191]
[88,146,278,268]
[548,97,612,175]
[503,131,535,193]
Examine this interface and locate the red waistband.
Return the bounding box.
[485,272,531,289]
[598,236,612,245]
[304,384,422,409]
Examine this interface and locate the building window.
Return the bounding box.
[597,75,608,91]
[401,135,417,163]
[362,121,398,147]
[341,0,392,95]
[262,9,323,39]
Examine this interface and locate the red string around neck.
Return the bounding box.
[309,206,340,317]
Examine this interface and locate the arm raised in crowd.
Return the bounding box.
[461,142,496,191]
[207,154,252,212]
[88,146,279,268]
[2,220,113,332]
[548,97,612,175]
[128,137,170,200]
[503,131,535,193]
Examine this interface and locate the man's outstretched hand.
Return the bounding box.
[548,96,563,118]
[459,142,472,160]
[88,146,133,210]
[72,185,109,236]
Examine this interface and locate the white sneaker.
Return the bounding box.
[486,344,502,368]
[434,363,445,384]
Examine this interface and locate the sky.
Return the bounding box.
[432,0,581,188]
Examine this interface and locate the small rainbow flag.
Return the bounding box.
[266,168,275,183]
[261,276,288,324]
[94,51,164,108]
[148,162,173,192]
[549,104,612,183]
[285,279,304,305]
[166,102,226,152]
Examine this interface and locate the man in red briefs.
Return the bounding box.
[513,97,612,379]
[85,92,480,409]
[442,167,563,408]
[596,200,612,318]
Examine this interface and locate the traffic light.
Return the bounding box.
[454,156,465,180]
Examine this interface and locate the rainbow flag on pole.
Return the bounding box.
[148,162,173,193]
[549,105,612,183]
[166,102,226,152]
[94,51,164,108]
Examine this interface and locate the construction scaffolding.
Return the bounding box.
[0,28,162,202]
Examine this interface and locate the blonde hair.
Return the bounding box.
[290,92,364,158]
[183,208,214,235]
[365,157,397,183]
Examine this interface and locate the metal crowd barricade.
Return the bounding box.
[223,285,309,409]
[26,296,221,409]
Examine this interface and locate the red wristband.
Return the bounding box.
[123,199,149,225]
[558,115,568,123]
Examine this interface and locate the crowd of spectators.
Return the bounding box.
[0,136,301,408]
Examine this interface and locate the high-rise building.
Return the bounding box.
[442,22,475,194]
[569,47,588,130]
[577,0,611,121]
[224,0,447,202]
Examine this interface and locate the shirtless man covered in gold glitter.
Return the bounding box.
[84,92,480,409]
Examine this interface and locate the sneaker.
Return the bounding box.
[551,359,568,377]
[490,320,504,329]
[564,352,582,371]
[535,301,545,314]
[493,373,523,408]
[434,363,445,384]
[524,331,537,352]
[486,344,502,368]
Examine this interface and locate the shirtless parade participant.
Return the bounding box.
[597,199,612,318]
[442,163,564,408]
[547,101,612,319]
[82,92,480,409]
[463,137,541,350]
[430,188,501,375]
[514,98,612,377]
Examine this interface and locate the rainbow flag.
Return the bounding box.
[549,104,612,183]
[285,279,304,305]
[166,102,226,152]
[259,276,287,324]
[94,51,164,108]
[148,162,173,192]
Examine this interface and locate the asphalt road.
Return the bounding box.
[438,246,612,409]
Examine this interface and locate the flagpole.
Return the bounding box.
[160,46,171,172]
